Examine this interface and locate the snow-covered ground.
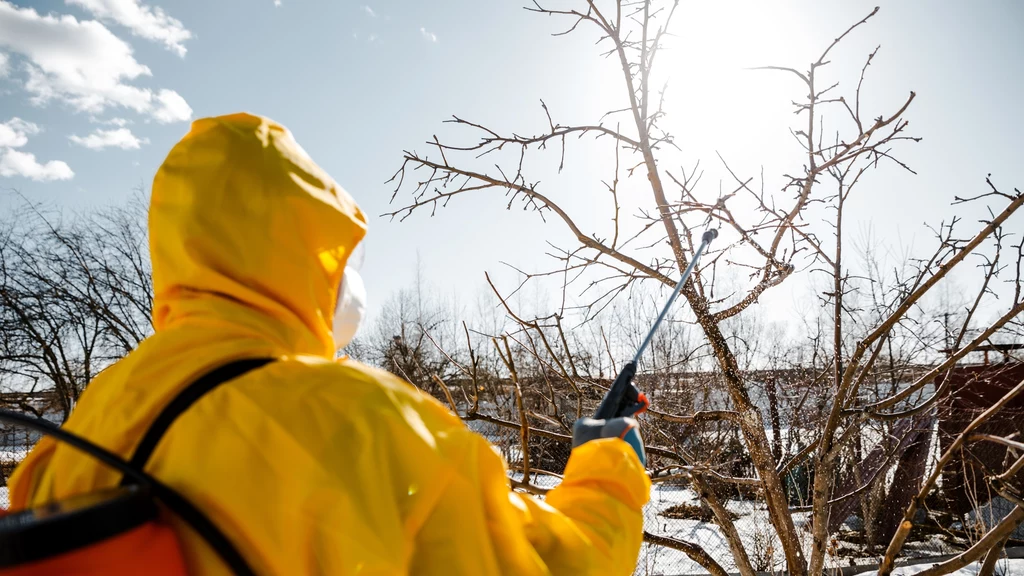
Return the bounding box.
[508,472,783,574]
[0,451,23,509]
[640,484,1014,575]
[509,473,980,576]
[642,480,977,575]
[0,450,29,461]
[890,558,1024,576]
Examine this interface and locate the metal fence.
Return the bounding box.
[0,424,37,511]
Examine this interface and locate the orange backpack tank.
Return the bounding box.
[0,359,272,576]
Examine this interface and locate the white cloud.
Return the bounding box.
[0,117,73,181]
[420,27,437,43]
[368,33,378,43]
[362,5,376,17]
[274,0,281,5]
[66,0,190,57]
[0,1,191,122]
[0,149,73,181]
[69,127,147,150]
[92,116,130,126]
[151,89,191,123]
[0,52,8,77]
[0,118,40,148]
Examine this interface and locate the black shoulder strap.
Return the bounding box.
[0,409,260,576]
[122,358,274,483]
[0,357,274,576]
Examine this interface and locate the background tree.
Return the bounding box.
[0,192,151,422]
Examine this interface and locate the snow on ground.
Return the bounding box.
[0,450,29,461]
[509,473,979,576]
[510,473,788,575]
[638,482,971,575]
[637,483,795,575]
[509,472,562,490]
[889,558,1024,575]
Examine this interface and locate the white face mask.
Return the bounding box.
[333,266,366,353]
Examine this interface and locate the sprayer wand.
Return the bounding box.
[592,228,718,420]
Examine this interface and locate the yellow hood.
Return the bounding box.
[150,112,367,357]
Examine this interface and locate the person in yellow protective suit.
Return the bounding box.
[8,113,651,575]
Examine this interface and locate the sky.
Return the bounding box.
[0,0,1022,338]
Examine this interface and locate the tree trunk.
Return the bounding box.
[978,534,1009,576]
[692,474,757,576]
[694,306,809,576]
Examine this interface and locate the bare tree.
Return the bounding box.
[386,2,1024,574]
[357,278,463,399]
[0,193,152,421]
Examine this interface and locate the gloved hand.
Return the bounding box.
[572,417,646,467]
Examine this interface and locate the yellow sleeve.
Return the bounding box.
[542,439,651,575]
[410,431,650,576]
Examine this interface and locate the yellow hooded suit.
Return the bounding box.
[9,113,650,575]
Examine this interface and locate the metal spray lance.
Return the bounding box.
[592,228,718,420]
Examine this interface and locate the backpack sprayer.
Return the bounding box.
[593,228,718,420]
[0,360,268,576]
